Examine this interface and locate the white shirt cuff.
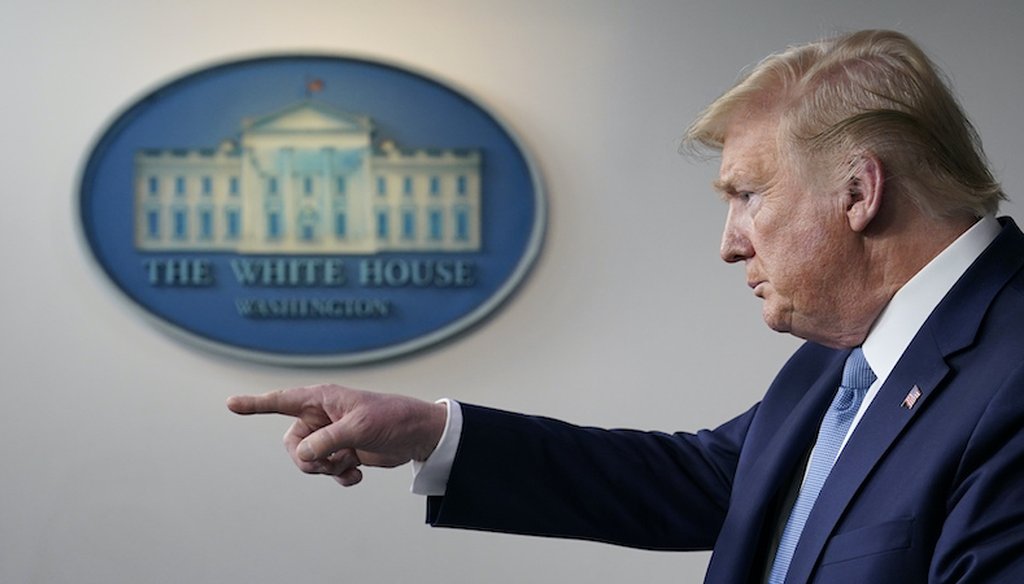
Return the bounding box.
[410,398,463,496]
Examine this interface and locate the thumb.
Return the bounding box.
[297,419,351,462]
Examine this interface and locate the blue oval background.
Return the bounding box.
[79,55,545,365]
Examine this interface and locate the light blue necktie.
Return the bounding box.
[767,348,876,584]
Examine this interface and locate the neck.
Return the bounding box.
[874,211,975,290]
[844,209,978,347]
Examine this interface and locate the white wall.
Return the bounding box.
[3,1,1022,582]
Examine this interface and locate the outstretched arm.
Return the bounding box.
[227,384,447,487]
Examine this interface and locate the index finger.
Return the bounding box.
[226,388,307,416]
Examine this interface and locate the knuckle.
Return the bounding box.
[298,460,325,475]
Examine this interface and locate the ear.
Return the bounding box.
[845,153,884,233]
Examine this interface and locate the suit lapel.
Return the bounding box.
[780,218,1024,584]
[781,336,949,584]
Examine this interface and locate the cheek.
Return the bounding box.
[794,229,851,300]
[750,205,797,265]
[759,220,834,289]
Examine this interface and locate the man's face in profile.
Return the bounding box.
[716,116,863,347]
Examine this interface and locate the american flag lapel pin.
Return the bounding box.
[901,385,923,410]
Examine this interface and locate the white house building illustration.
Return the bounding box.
[134,100,482,254]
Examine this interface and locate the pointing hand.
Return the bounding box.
[227,384,447,487]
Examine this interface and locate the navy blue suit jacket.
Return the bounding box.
[428,218,1024,583]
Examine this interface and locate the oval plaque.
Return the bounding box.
[79,55,545,365]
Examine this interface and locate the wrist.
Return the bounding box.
[412,400,449,462]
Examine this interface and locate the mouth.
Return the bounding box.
[748,280,766,297]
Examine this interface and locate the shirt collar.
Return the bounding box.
[861,215,1001,383]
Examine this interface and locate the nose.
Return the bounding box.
[720,206,753,263]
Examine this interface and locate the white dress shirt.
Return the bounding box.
[413,216,1002,496]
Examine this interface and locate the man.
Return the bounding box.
[228,30,1024,583]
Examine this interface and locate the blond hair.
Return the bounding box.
[684,30,1005,218]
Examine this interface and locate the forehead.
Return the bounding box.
[714,117,781,194]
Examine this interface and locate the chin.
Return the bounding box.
[761,306,792,335]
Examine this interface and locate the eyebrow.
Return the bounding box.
[712,177,743,200]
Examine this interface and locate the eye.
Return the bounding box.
[738,191,756,203]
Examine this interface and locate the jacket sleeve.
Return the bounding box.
[426,402,757,551]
